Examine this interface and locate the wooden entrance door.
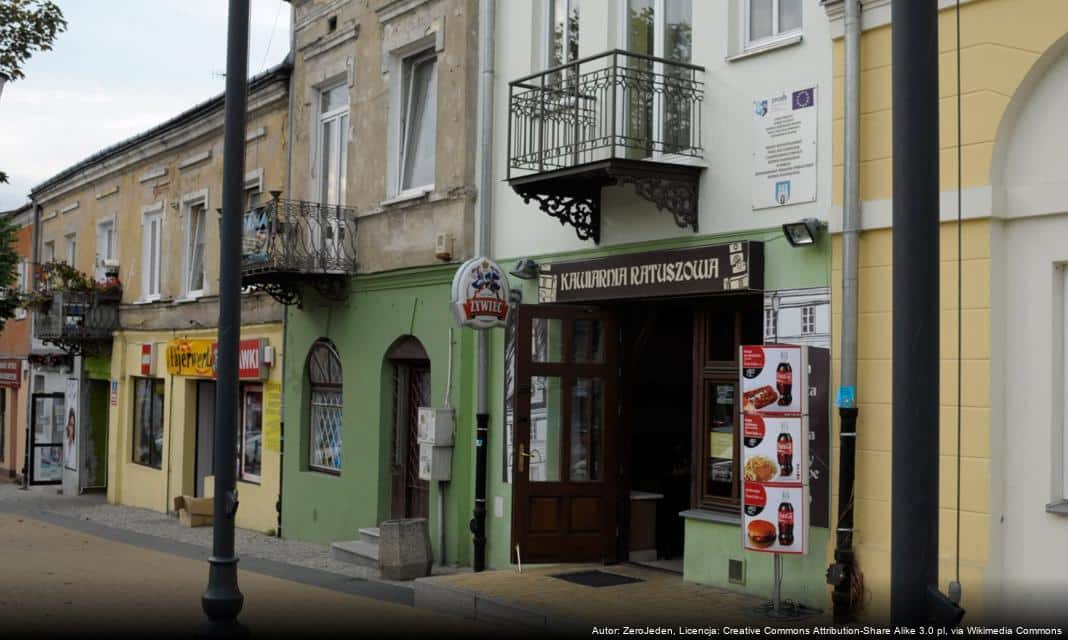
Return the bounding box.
[390,358,431,520]
[512,304,619,563]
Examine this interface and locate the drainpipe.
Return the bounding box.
[828,0,860,624]
[277,4,297,540]
[470,0,496,573]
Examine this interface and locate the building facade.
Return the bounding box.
[29,63,291,533]
[481,0,834,605]
[274,0,480,566]
[0,204,33,482]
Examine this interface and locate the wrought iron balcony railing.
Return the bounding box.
[507,50,705,243]
[240,196,359,306]
[34,291,120,355]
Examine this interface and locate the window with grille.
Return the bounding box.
[801,305,815,334]
[764,307,777,341]
[307,340,342,474]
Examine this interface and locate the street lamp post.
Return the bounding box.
[201,0,249,630]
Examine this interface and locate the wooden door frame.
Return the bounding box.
[511,303,620,564]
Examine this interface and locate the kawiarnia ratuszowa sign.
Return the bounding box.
[451,257,511,329]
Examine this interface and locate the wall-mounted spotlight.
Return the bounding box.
[782,218,827,247]
[509,258,540,280]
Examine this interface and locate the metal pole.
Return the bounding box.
[201,0,249,627]
[471,0,496,573]
[890,0,939,626]
[831,0,862,624]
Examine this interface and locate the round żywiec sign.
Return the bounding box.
[451,257,510,329]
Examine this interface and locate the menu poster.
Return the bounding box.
[742,414,806,485]
[743,482,808,554]
[740,345,806,416]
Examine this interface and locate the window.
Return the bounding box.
[64,233,77,266]
[801,305,815,335]
[0,389,5,462]
[184,201,207,297]
[694,307,763,511]
[318,84,349,206]
[764,307,777,341]
[142,207,163,301]
[13,261,28,320]
[96,220,115,268]
[626,0,693,155]
[399,51,438,193]
[239,385,263,483]
[132,378,165,468]
[43,240,55,263]
[307,340,342,473]
[745,0,801,49]
[548,0,580,68]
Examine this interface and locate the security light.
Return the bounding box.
[509,258,540,280]
[782,218,826,247]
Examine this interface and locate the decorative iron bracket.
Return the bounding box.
[515,189,601,244]
[612,172,699,232]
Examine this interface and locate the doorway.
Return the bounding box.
[84,379,110,490]
[29,392,64,485]
[194,381,216,497]
[622,303,693,570]
[387,337,431,520]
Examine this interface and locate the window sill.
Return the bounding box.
[132,297,165,305]
[381,186,433,208]
[726,34,803,63]
[1045,499,1068,516]
[679,508,741,526]
[173,294,206,305]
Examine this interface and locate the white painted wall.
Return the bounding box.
[993,42,1068,614]
[491,0,834,259]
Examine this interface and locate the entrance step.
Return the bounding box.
[331,539,379,569]
[358,526,380,544]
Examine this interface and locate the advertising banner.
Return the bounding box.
[165,338,268,380]
[741,344,809,555]
[451,257,511,329]
[752,86,818,210]
[0,359,21,388]
[63,378,79,472]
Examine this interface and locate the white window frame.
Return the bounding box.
[764,307,777,341]
[244,168,264,211]
[801,305,815,335]
[180,189,209,299]
[743,0,802,51]
[14,260,28,320]
[1061,264,1068,501]
[42,240,55,263]
[141,202,164,302]
[315,83,350,207]
[396,48,438,197]
[545,0,580,69]
[64,232,77,267]
[96,217,117,279]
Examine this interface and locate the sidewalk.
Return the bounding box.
[415,562,827,634]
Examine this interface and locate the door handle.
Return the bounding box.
[517,443,532,473]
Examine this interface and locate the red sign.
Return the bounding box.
[141,344,154,376]
[213,339,268,381]
[0,359,21,388]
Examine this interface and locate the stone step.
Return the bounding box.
[330,539,379,568]
[358,526,380,544]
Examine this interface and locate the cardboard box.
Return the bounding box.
[174,495,214,527]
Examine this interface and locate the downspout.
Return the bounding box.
[21,204,41,490]
[277,6,296,540]
[828,0,860,623]
[470,0,495,573]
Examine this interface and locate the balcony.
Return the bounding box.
[34,291,120,355]
[240,196,359,307]
[507,49,705,243]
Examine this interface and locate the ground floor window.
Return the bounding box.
[239,385,263,483]
[132,378,165,468]
[0,388,6,462]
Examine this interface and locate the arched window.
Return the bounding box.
[307,340,343,473]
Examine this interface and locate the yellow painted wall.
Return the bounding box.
[106,323,284,534]
[827,0,1068,620]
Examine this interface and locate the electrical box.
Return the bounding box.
[418,443,452,481]
[417,407,455,446]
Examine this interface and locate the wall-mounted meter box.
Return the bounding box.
[417,407,455,446]
[418,443,452,482]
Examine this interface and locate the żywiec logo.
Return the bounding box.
[452,257,511,330]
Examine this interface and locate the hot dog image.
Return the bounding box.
[743,385,778,411]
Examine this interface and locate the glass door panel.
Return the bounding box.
[705,381,736,498]
[527,375,563,482]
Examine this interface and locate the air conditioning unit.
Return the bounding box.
[434,233,453,262]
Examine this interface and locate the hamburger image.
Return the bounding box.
[747,520,776,549]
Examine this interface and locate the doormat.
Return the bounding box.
[550,570,644,588]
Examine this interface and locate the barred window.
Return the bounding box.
[801,305,815,334]
[307,340,342,474]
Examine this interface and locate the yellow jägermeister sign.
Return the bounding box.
[166,339,215,377]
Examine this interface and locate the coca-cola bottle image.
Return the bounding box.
[778,491,795,547]
[777,425,794,477]
[776,351,793,406]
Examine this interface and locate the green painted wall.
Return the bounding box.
[281,265,475,566]
[481,229,831,584]
[84,355,111,381]
[683,518,831,608]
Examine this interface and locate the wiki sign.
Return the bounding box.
[451,257,511,330]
